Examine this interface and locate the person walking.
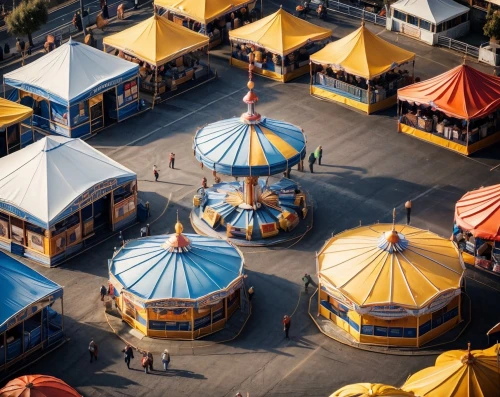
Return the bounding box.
[282,315,291,339]
[122,345,134,369]
[161,349,170,371]
[169,152,175,169]
[405,200,412,225]
[88,339,96,363]
[100,285,107,301]
[302,273,312,293]
[153,165,160,181]
[314,145,323,165]
[308,152,316,173]
[147,351,154,371]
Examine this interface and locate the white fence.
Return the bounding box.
[326,0,386,26]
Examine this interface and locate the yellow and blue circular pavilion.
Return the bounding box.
[191,65,309,244]
[316,220,465,348]
[109,220,245,339]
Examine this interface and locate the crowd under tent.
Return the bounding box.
[0,98,33,158]
[0,136,137,266]
[453,184,500,276]
[229,7,332,82]
[109,220,245,339]
[0,252,63,372]
[4,38,141,139]
[402,344,500,396]
[317,222,464,348]
[388,0,470,45]
[397,64,500,156]
[155,0,258,49]
[103,14,211,103]
[310,24,415,114]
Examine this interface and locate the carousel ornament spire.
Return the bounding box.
[161,210,190,250]
[241,53,261,123]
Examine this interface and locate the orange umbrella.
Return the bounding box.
[455,184,500,241]
[0,375,81,397]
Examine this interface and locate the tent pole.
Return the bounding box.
[317,282,321,316]
[281,55,285,80]
[411,60,415,83]
[191,308,195,339]
[115,86,119,123]
[230,41,233,66]
[309,61,313,93]
[416,316,420,348]
[152,68,158,109]
[466,120,469,148]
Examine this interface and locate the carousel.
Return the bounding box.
[191,57,311,245]
[402,343,500,396]
[108,217,245,339]
[316,212,465,348]
[454,184,500,276]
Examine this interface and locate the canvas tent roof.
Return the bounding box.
[0,252,63,334]
[0,98,32,128]
[154,0,254,24]
[0,136,136,229]
[103,15,208,66]
[398,65,500,120]
[229,7,332,55]
[309,24,415,79]
[4,38,139,107]
[391,0,469,25]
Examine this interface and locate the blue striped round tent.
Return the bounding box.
[193,117,307,177]
[108,221,245,338]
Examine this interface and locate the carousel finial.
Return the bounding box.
[175,210,183,235]
[392,208,396,231]
[241,52,261,123]
[463,56,466,65]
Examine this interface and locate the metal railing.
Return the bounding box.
[316,73,369,103]
[437,35,479,58]
[326,0,386,26]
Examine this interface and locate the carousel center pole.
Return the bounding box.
[240,53,262,209]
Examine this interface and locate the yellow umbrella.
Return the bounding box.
[155,0,253,24]
[310,24,415,80]
[229,7,332,56]
[330,383,415,397]
[0,97,32,128]
[103,15,208,67]
[402,343,500,397]
[317,222,464,310]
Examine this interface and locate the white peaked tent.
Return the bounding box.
[0,136,136,229]
[391,0,469,25]
[4,38,139,106]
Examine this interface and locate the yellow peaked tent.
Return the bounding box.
[154,0,254,24]
[103,15,208,67]
[402,343,500,397]
[309,24,415,114]
[310,24,415,79]
[0,98,32,128]
[229,7,331,56]
[330,383,415,397]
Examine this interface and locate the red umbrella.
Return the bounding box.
[0,375,81,397]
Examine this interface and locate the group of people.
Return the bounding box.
[124,345,170,373]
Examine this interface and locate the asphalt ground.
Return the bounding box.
[2,8,500,397]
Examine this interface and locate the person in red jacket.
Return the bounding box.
[282,315,291,339]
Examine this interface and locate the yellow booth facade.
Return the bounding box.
[310,24,415,114]
[317,222,465,348]
[103,14,211,103]
[109,220,245,339]
[0,98,33,158]
[230,7,331,82]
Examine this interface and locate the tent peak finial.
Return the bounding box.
[361,19,365,27]
[240,53,261,123]
[463,56,466,65]
[392,208,396,231]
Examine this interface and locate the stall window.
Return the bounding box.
[50,102,68,126]
[113,182,133,203]
[116,79,139,108]
[6,124,20,154]
[26,223,45,253]
[420,20,432,31]
[0,212,9,239]
[393,10,407,22]
[10,217,25,246]
[407,15,418,26]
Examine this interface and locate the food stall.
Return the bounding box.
[317,219,464,348]
[191,62,309,245]
[402,344,500,396]
[453,184,500,276]
[109,219,245,340]
[155,0,258,49]
[0,136,137,266]
[0,98,33,158]
[4,38,140,139]
[103,14,211,103]
[0,253,63,372]
[310,23,415,114]
[229,7,331,82]
[397,64,500,156]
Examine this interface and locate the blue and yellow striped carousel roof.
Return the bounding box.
[193,117,307,176]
